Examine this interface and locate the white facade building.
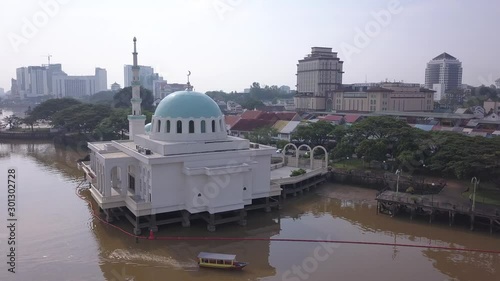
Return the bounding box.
[152,80,187,99]
[432,83,445,101]
[16,66,49,98]
[81,38,279,234]
[52,67,107,98]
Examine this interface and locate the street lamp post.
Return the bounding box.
[395,169,401,194]
[471,177,479,212]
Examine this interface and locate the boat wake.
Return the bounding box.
[108,249,198,270]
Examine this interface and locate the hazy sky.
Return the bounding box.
[1,0,499,93]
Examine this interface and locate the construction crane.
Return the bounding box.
[41,54,52,67]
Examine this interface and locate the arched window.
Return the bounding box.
[166,120,170,133]
[219,119,223,132]
[177,120,182,134]
[157,120,161,132]
[201,120,206,133]
[189,120,194,133]
[211,120,216,132]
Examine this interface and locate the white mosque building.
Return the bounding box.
[79,38,280,233]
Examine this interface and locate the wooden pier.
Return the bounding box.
[376,191,500,234]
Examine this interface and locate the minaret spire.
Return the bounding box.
[128,36,146,141]
[186,70,193,91]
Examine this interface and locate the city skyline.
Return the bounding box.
[2,0,500,93]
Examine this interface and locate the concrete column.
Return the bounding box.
[104,165,112,197]
[149,214,158,232]
[111,166,118,189]
[238,209,247,226]
[207,214,216,232]
[181,210,191,227]
[133,216,141,235]
[265,197,271,213]
[120,165,129,196]
[135,166,141,197]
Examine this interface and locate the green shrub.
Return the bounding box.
[290,168,307,177]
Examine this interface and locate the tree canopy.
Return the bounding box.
[51,103,111,133]
[113,86,154,111]
[28,98,82,121]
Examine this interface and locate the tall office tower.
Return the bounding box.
[294,47,343,111]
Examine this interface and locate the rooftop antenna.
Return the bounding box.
[41,54,52,67]
[365,74,367,83]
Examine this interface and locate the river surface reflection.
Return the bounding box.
[0,141,498,281]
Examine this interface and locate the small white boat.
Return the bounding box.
[197,252,248,270]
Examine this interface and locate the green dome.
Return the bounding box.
[153,91,222,119]
[145,123,151,132]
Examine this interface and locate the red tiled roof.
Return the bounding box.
[259,105,286,112]
[230,119,275,132]
[225,115,241,128]
[258,112,279,122]
[344,114,361,123]
[240,110,263,119]
[319,115,343,121]
[274,112,297,121]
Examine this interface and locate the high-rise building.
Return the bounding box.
[46,64,66,95]
[124,64,161,91]
[95,67,108,92]
[52,67,108,98]
[16,66,49,98]
[28,66,49,98]
[294,47,343,111]
[425,52,462,100]
[0,87,4,96]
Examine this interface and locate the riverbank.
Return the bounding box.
[318,178,499,208]
[317,184,379,205]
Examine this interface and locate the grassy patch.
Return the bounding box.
[331,158,366,170]
[462,184,500,206]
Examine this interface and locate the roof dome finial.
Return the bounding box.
[186,70,193,91]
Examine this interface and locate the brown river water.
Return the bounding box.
[0,109,499,281]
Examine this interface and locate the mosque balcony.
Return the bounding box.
[125,194,152,216]
[89,186,126,209]
[271,167,327,185]
[78,161,97,185]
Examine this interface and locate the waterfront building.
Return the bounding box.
[333,82,435,112]
[294,47,344,111]
[425,52,463,93]
[81,38,279,234]
[16,64,106,98]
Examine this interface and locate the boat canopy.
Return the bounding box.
[197,252,236,261]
